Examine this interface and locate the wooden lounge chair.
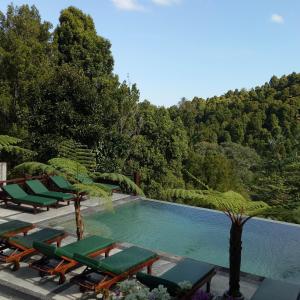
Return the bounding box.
[251,278,300,300]
[0,228,66,271]
[49,176,77,193]
[136,258,216,299]
[26,179,75,205]
[75,174,120,194]
[30,235,116,284]
[1,184,57,214]
[0,220,34,240]
[71,246,159,293]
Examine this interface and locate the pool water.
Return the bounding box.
[60,199,300,284]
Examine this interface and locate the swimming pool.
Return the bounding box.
[59,199,300,284]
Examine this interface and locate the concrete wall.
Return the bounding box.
[0,162,7,183]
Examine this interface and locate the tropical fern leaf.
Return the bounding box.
[10,162,57,177]
[0,135,21,146]
[183,169,211,190]
[58,140,96,171]
[48,158,89,177]
[73,183,113,210]
[93,172,144,196]
[0,135,35,157]
[162,188,269,214]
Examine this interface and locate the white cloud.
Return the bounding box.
[152,0,181,6]
[111,0,145,11]
[271,14,284,24]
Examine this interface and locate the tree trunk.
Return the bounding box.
[74,195,84,240]
[227,222,244,299]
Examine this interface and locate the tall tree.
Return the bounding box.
[54,6,113,79]
[0,4,53,137]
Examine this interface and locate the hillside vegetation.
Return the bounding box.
[0,4,299,222]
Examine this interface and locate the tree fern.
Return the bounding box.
[9,162,57,178]
[94,172,144,196]
[183,169,211,191]
[58,139,96,171]
[0,135,35,157]
[73,183,112,210]
[162,188,268,214]
[48,158,89,177]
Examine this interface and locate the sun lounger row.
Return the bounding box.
[0,176,121,214]
[1,181,75,214]
[0,220,298,299]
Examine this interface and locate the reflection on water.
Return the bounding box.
[60,199,300,284]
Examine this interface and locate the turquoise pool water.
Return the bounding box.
[60,199,300,284]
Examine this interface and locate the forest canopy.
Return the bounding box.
[0,4,299,223]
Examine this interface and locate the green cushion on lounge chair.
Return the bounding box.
[10,228,65,249]
[99,246,157,275]
[50,176,75,191]
[251,279,300,300]
[26,180,74,201]
[26,180,49,193]
[137,258,215,296]
[39,191,73,200]
[75,174,94,185]
[33,241,58,259]
[0,220,33,237]
[2,184,57,206]
[56,235,115,259]
[73,253,102,270]
[161,258,215,286]
[137,272,180,295]
[2,184,27,199]
[97,183,120,191]
[73,246,157,275]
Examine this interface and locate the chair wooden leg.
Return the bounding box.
[47,206,50,211]
[206,280,211,293]
[59,273,66,285]
[147,264,152,274]
[11,260,20,272]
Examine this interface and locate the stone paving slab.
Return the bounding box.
[0,206,22,218]
[211,271,258,300]
[0,258,259,300]
[7,204,77,224]
[0,193,131,224]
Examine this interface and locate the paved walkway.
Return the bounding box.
[0,193,260,299]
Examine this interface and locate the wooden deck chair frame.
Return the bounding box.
[0,233,67,271]
[73,256,159,294]
[31,243,116,285]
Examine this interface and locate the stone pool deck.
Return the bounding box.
[0,193,261,299]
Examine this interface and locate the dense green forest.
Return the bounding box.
[0,5,299,223]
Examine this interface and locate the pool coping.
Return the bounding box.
[141,197,300,229]
[39,194,300,229]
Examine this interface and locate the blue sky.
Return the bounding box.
[0,0,299,106]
